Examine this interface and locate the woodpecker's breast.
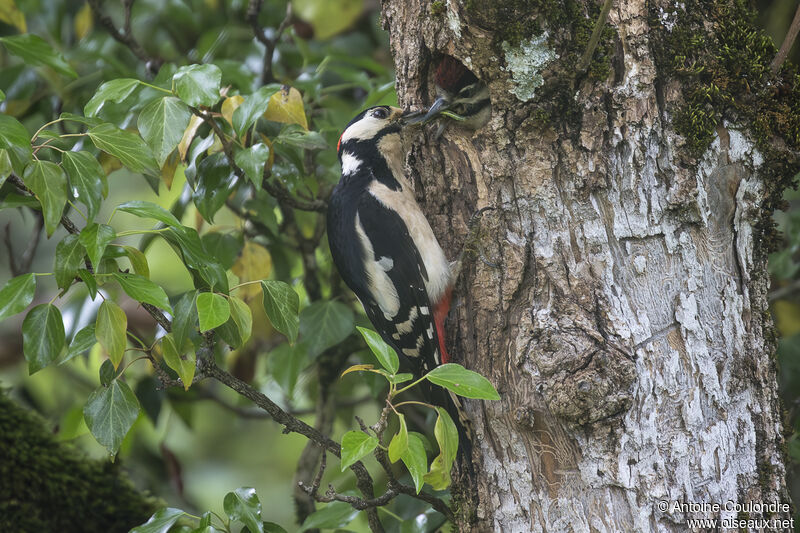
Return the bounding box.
[367,180,452,304]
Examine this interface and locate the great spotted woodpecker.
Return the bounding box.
[420,56,491,133]
[327,105,454,377]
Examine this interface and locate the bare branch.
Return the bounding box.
[247,0,293,85]
[87,0,162,73]
[4,213,43,277]
[770,2,800,75]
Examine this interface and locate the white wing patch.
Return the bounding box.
[340,152,362,176]
[355,213,400,319]
[395,306,418,335]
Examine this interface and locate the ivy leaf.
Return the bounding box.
[260,280,299,343]
[300,502,359,532]
[0,148,11,190]
[401,432,428,493]
[130,508,185,533]
[113,272,173,313]
[172,291,198,353]
[340,431,378,471]
[425,363,500,400]
[23,160,67,237]
[173,64,221,107]
[77,269,97,300]
[193,152,236,223]
[84,78,141,117]
[96,300,127,367]
[262,86,308,129]
[121,246,150,278]
[0,33,76,78]
[0,114,31,175]
[0,273,36,320]
[422,407,459,490]
[299,300,354,358]
[88,123,158,175]
[228,296,253,346]
[161,333,195,391]
[62,324,97,364]
[54,234,86,289]
[79,223,116,271]
[357,327,398,374]
[117,200,181,227]
[234,143,270,190]
[138,96,191,168]
[83,378,140,456]
[223,487,264,533]
[196,292,230,331]
[274,125,327,150]
[62,151,106,222]
[267,342,308,396]
[22,303,65,373]
[388,413,409,463]
[232,85,280,137]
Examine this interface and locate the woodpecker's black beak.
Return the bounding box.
[399,109,426,125]
[416,96,452,123]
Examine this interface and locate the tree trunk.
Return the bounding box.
[382,0,796,530]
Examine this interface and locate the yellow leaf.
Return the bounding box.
[341,364,375,378]
[291,0,363,40]
[0,0,27,33]
[221,95,244,128]
[74,2,93,40]
[178,114,203,161]
[99,152,122,176]
[231,242,272,301]
[773,300,800,337]
[161,150,180,190]
[263,86,308,130]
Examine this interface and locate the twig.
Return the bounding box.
[247,0,293,85]
[770,2,800,75]
[4,213,43,276]
[577,0,614,73]
[87,0,162,73]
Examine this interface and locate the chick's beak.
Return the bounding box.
[419,96,452,122]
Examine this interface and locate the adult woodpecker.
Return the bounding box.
[327,105,454,378]
[420,55,491,134]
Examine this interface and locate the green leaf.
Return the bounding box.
[23,160,67,237]
[232,85,280,137]
[22,303,65,373]
[138,96,191,168]
[172,291,198,352]
[434,407,458,466]
[161,333,195,391]
[275,125,327,150]
[300,501,359,531]
[79,223,116,270]
[425,363,500,400]
[0,273,36,320]
[99,358,121,386]
[130,508,185,533]
[422,452,450,490]
[223,487,263,533]
[77,269,97,300]
[173,64,221,107]
[0,148,12,190]
[388,413,408,463]
[62,324,96,364]
[401,432,428,493]
[0,114,31,175]
[54,234,85,289]
[267,342,307,395]
[234,143,270,189]
[229,296,253,346]
[84,79,141,117]
[196,292,230,331]
[389,372,414,385]
[357,327,399,374]
[83,378,140,455]
[88,123,158,174]
[164,226,228,291]
[0,34,77,78]
[59,111,103,127]
[62,151,106,221]
[117,200,181,227]
[96,300,127,367]
[340,430,378,471]
[299,300,354,357]
[113,272,172,313]
[122,246,150,278]
[193,152,236,223]
[263,522,289,533]
[260,281,299,343]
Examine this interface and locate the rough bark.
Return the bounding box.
[382,0,795,530]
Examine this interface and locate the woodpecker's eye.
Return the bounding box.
[371,107,389,119]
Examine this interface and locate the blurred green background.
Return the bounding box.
[0,0,799,530]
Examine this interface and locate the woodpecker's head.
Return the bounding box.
[337,105,422,158]
[418,56,491,133]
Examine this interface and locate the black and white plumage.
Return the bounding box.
[327,106,454,376]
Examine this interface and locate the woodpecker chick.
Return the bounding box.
[418,56,491,133]
[328,106,454,377]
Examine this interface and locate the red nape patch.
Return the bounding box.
[337,133,343,153]
[433,287,453,364]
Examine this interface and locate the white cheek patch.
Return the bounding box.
[340,116,383,144]
[355,213,400,319]
[341,152,362,176]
